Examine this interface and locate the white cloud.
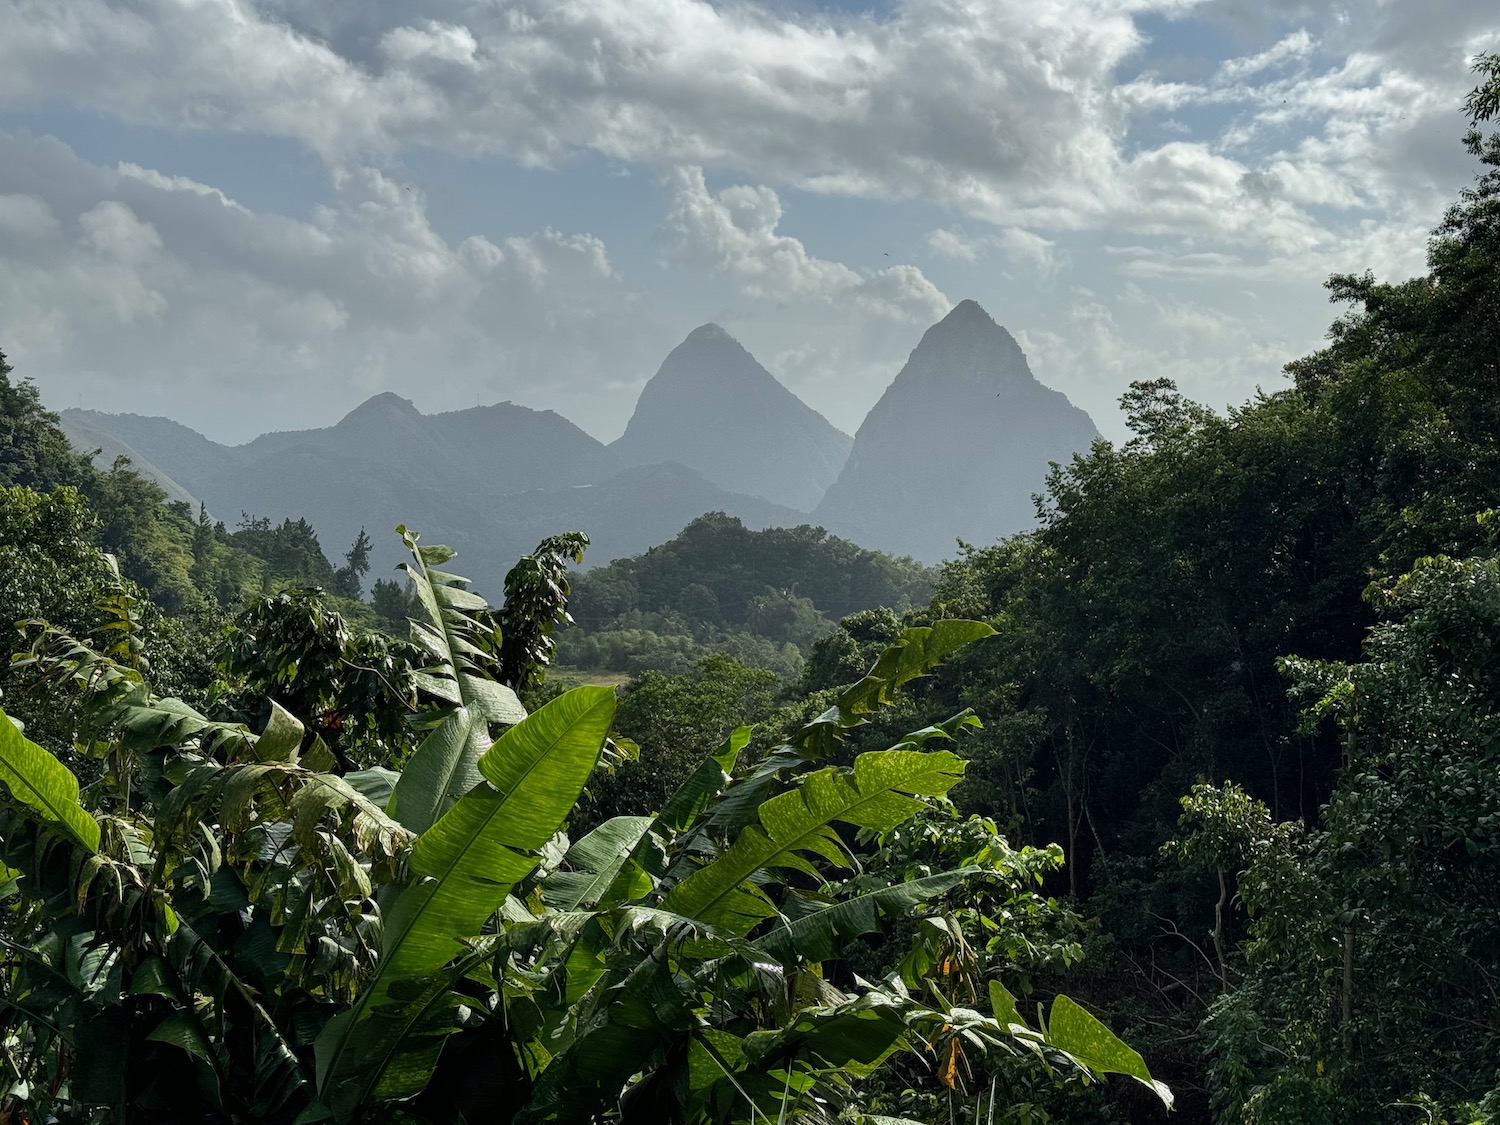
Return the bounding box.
[926,228,978,262]
[661,166,948,323]
[0,0,1492,273]
[78,201,163,261]
[996,228,1067,277]
[0,0,1496,446]
[1218,29,1315,82]
[0,193,58,239]
[0,134,674,443]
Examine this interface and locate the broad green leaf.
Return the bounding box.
[343,767,400,806]
[254,700,305,762]
[0,706,100,853]
[1047,995,1173,1108]
[146,1011,217,1065]
[316,686,616,1115]
[657,726,749,833]
[754,868,975,964]
[663,748,964,936]
[543,815,654,910]
[388,526,528,834]
[837,621,996,716]
[989,979,1022,1028]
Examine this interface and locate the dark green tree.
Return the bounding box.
[0,350,93,491]
[583,652,780,824]
[1204,552,1500,1121]
[370,575,421,634]
[331,527,373,600]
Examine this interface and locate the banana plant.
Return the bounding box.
[0,707,100,853]
[314,685,617,1114]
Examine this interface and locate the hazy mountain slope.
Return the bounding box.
[62,409,237,488]
[57,413,204,510]
[813,300,1099,564]
[63,401,801,592]
[610,324,852,511]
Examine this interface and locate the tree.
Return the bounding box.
[0,349,93,491]
[370,575,420,633]
[584,652,780,824]
[331,527,373,600]
[1205,552,1500,1121]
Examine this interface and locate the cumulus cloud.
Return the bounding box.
[0,193,58,239]
[1014,284,1314,440]
[3,0,1489,272]
[0,134,674,443]
[661,166,948,323]
[925,225,1067,277]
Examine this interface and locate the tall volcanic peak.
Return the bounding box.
[610,324,852,512]
[813,300,1100,563]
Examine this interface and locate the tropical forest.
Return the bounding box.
[0,45,1499,1125]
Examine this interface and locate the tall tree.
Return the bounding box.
[0,349,93,491]
[331,527,373,599]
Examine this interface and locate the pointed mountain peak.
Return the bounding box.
[684,322,735,344]
[813,303,1099,562]
[943,298,994,324]
[611,325,852,511]
[338,391,420,426]
[921,298,1017,345]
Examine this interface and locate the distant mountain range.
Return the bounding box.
[61,395,800,590]
[62,301,1100,581]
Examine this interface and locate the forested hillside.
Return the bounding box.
[558,512,933,676]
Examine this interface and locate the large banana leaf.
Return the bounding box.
[543,726,748,911]
[0,707,99,853]
[753,868,977,965]
[316,685,616,1116]
[387,527,528,834]
[1047,994,1174,1107]
[663,748,965,936]
[836,620,996,716]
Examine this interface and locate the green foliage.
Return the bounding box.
[0,350,93,491]
[497,530,589,690]
[561,512,933,678]
[1206,553,1500,1121]
[231,513,339,590]
[585,652,780,825]
[0,523,1164,1123]
[0,705,100,852]
[798,605,905,694]
[331,527,373,600]
[213,587,421,769]
[370,574,421,633]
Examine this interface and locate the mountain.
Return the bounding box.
[56,412,204,511]
[813,300,1099,563]
[610,324,852,512]
[61,399,801,591]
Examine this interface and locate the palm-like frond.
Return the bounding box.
[387,527,528,834]
[0,706,99,852]
[663,747,966,936]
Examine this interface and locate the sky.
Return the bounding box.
[0,0,1495,447]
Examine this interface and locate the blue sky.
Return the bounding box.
[0,0,1494,445]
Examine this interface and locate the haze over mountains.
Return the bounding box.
[610,324,852,511]
[814,301,1100,560]
[62,301,1099,581]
